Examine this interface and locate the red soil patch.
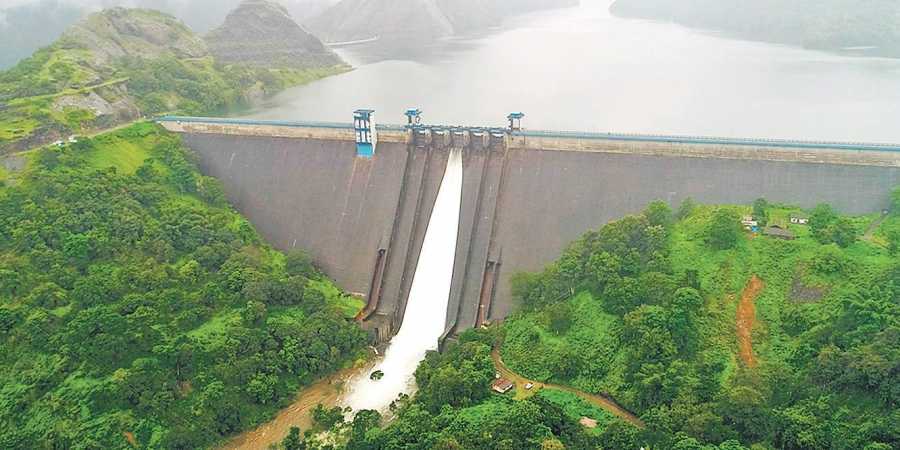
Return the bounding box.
[736,275,764,368]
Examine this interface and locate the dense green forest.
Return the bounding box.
[0,123,366,449]
[611,0,900,58]
[283,195,899,449]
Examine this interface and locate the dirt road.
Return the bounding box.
[736,275,764,368]
[491,349,644,427]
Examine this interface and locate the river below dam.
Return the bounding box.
[248,1,900,143]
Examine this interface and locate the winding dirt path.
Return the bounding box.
[736,275,764,368]
[491,349,644,427]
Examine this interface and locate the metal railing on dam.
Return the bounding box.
[157,115,900,153]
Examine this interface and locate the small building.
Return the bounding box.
[790,213,809,225]
[764,226,795,240]
[741,215,758,230]
[492,378,514,394]
[579,417,598,429]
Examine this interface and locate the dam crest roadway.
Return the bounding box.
[157,114,900,346]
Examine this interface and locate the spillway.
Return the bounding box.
[340,149,463,413]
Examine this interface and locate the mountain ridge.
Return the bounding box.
[0,5,346,155]
[206,0,343,69]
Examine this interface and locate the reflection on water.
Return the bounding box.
[339,150,463,413]
[248,1,900,142]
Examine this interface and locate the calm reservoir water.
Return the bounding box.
[248,1,900,142]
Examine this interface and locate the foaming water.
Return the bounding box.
[340,149,463,413]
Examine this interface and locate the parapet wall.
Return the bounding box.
[510,132,900,167]
[159,117,900,340]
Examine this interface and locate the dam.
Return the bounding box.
[158,114,900,345]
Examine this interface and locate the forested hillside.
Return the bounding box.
[611,0,900,58]
[282,196,900,449]
[0,123,365,449]
[500,198,900,448]
[0,7,346,154]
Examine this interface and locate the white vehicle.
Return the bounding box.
[524,382,534,390]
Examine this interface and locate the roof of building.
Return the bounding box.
[492,378,514,393]
[579,417,598,428]
[764,226,795,239]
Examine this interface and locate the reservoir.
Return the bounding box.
[248,1,900,142]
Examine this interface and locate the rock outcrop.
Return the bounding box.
[60,8,208,69]
[206,0,343,68]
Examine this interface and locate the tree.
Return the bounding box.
[546,301,573,335]
[0,269,21,297]
[541,438,566,450]
[810,203,838,243]
[240,300,267,325]
[62,233,92,261]
[812,244,845,274]
[669,287,703,352]
[197,176,227,206]
[286,250,315,278]
[829,217,857,248]
[246,372,278,404]
[676,197,697,220]
[707,208,741,250]
[752,198,769,227]
[281,426,305,450]
[884,222,900,255]
[311,404,345,430]
[645,200,673,230]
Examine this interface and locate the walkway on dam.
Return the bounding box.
[491,348,645,428]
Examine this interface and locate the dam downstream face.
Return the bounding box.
[341,149,463,413]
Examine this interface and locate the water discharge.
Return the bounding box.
[340,149,463,413]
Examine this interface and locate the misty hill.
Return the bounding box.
[61,8,208,71]
[307,0,578,44]
[206,0,342,69]
[0,6,346,154]
[610,0,900,58]
[0,0,338,70]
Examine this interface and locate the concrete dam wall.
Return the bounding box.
[159,117,900,341]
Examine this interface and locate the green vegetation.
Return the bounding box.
[611,0,900,58]
[277,193,899,450]
[0,8,348,154]
[0,123,365,449]
[499,198,899,448]
[295,330,626,450]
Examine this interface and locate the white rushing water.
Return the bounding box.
[340,149,463,413]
